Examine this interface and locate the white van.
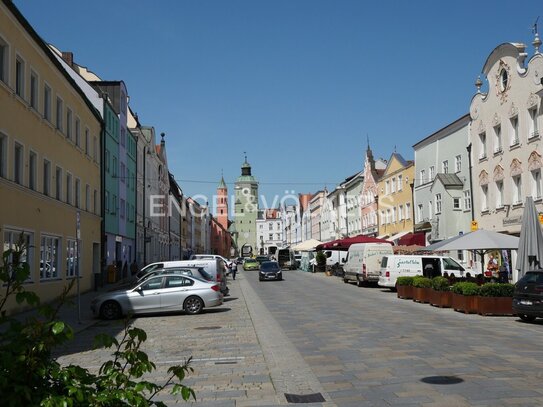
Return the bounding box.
[378,255,469,289]
[342,243,394,285]
[190,254,233,270]
[138,259,229,295]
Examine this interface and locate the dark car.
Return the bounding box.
[259,261,282,281]
[255,255,270,265]
[512,270,543,322]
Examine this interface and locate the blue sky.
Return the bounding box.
[14,0,543,210]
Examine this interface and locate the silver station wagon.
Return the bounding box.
[91,274,223,319]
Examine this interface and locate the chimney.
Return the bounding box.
[61,51,74,67]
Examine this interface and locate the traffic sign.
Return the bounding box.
[471,220,478,231]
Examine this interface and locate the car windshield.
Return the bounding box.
[261,262,279,271]
[518,272,543,284]
[443,257,464,271]
[246,259,257,263]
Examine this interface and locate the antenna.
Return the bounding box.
[533,16,540,35]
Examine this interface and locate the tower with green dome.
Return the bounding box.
[234,155,259,254]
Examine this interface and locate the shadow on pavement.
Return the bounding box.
[223,297,238,302]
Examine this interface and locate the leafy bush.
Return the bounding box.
[0,234,195,406]
[315,250,327,266]
[451,281,480,296]
[397,276,415,286]
[431,276,450,291]
[479,283,514,297]
[412,276,432,288]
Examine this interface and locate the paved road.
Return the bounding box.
[52,269,543,406]
[246,269,543,407]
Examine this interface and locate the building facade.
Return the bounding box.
[309,190,325,241]
[361,146,387,237]
[233,157,258,254]
[256,209,283,255]
[0,0,102,311]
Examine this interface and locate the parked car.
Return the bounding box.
[259,261,283,281]
[91,274,223,319]
[137,259,229,295]
[190,254,233,269]
[512,270,543,322]
[378,255,470,289]
[343,243,394,285]
[137,266,213,283]
[243,258,260,271]
[255,255,270,265]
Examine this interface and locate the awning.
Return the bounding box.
[316,234,392,251]
[399,232,426,246]
[414,222,432,232]
[377,234,389,239]
[292,239,322,251]
[389,230,410,243]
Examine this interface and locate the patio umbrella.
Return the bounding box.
[292,239,322,251]
[431,229,519,252]
[515,196,543,279]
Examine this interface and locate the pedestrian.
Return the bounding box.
[231,260,237,280]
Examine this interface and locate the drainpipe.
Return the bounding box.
[142,144,147,265]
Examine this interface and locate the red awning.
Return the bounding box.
[316,234,392,251]
[398,232,426,247]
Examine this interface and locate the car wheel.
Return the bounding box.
[343,278,348,283]
[184,296,204,315]
[519,314,537,322]
[357,278,363,287]
[278,277,283,281]
[100,301,122,320]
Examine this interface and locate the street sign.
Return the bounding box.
[471,221,478,231]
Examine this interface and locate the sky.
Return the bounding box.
[13,0,543,212]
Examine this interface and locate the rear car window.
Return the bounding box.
[381,257,388,268]
[199,269,213,281]
[261,262,279,271]
[518,272,543,284]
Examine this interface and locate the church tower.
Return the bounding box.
[233,155,259,254]
[216,175,228,230]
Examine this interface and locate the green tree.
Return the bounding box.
[0,234,195,406]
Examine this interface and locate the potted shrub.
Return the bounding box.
[451,282,480,314]
[396,276,415,299]
[315,251,327,273]
[477,283,514,316]
[412,276,432,303]
[430,276,452,308]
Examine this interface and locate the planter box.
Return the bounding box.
[429,290,452,308]
[452,293,478,314]
[413,287,430,303]
[397,285,413,300]
[477,296,513,316]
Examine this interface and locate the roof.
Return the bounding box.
[412,114,470,149]
[434,173,464,189]
[218,176,227,189]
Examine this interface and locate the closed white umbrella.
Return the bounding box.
[515,196,543,279]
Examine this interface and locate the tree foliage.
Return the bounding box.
[0,234,196,406]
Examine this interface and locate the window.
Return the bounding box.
[512,175,522,205]
[93,136,98,162]
[455,155,462,173]
[43,159,50,196]
[397,175,403,191]
[428,200,433,219]
[75,178,80,208]
[420,169,426,185]
[435,193,442,214]
[269,223,272,230]
[112,156,117,177]
[40,235,60,280]
[269,234,273,240]
[496,180,504,208]
[15,55,24,98]
[481,185,488,211]
[429,166,435,181]
[43,84,51,122]
[479,132,487,159]
[66,239,78,278]
[442,160,448,174]
[66,173,72,205]
[112,194,117,214]
[510,116,519,146]
[55,166,62,200]
[93,189,98,214]
[0,133,6,178]
[405,203,411,219]
[75,117,80,147]
[385,180,390,195]
[386,209,391,224]
[392,207,396,223]
[85,128,89,156]
[120,198,125,219]
[0,37,8,84]
[140,277,163,291]
[417,204,423,222]
[380,210,385,225]
[28,151,36,190]
[13,142,23,185]
[494,125,502,153]
[398,205,403,221]
[85,184,90,211]
[121,128,126,147]
[453,197,460,210]
[529,108,539,139]
[105,150,110,173]
[391,178,396,193]
[120,162,125,183]
[105,191,109,213]
[56,97,63,132]
[30,70,38,109]
[4,230,33,280]
[532,169,542,200]
[463,190,471,211]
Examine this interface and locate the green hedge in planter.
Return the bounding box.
[451,282,480,296]
[432,276,450,291]
[412,276,432,288]
[397,276,415,286]
[479,283,514,297]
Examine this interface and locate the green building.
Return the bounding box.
[234,156,259,254]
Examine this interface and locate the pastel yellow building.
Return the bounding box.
[377,153,415,242]
[0,1,102,313]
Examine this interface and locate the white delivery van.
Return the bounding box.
[378,255,469,289]
[342,243,394,285]
[138,259,229,295]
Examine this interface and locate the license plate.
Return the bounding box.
[520,300,533,305]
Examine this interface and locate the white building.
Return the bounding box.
[256,209,283,255]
